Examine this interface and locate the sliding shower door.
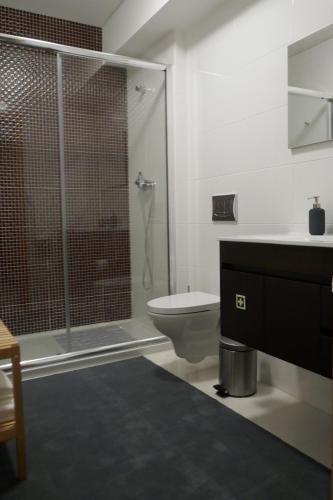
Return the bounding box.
[0,38,169,359]
[127,67,169,321]
[0,42,66,343]
[58,53,169,352]
[61,54,130,325]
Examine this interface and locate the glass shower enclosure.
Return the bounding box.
[0,35,169,364]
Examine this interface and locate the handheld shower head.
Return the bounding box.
[134,171,156,190]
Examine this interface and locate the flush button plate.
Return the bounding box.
[236,294,246,311]
[212,193,237,222]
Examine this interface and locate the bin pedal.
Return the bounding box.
[213,384,229,398]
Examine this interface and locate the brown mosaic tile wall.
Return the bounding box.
[0,9,131,335]
[0,42,65,335]
[0,6,102,51]
[63,56,131,328]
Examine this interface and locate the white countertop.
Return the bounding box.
[218,233,333,247]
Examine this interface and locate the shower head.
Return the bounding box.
[135,171,156,190]
[135,84,156,95]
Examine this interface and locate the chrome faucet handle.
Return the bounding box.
[134,171,145,188]
[134,171,156,190]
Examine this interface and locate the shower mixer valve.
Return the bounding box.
[134,171,156,190]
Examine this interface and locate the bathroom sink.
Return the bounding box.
[218,234,333,247]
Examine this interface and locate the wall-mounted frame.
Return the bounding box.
[288,24,333,149]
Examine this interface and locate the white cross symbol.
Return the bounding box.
[236,294,246,310]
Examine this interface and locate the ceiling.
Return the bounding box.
[120,0,226,58]
[0,0,123,27]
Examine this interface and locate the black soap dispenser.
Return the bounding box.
[308,196,325,235]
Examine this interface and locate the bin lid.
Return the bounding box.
[220,336,253,352]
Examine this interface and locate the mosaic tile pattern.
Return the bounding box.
[0,42,64,335]
[54,324,135,352]
[62,55,131,326]
[0,10,130,335]
[0,6,102,51]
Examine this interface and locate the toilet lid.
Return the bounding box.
[147,292,220,315]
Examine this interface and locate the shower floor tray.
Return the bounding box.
[14,318,163,362]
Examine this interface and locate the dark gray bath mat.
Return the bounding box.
[0,357,330,500]
[54,324,135,351]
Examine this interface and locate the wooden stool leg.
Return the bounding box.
[12,353,26,480]
[16,435,26,480]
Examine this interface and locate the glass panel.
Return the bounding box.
[127,68,169,321]
[0,42,66,358]
[0,42,169,361]
[60,54,130,349]
[60,54,169,351]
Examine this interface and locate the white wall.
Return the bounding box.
[180,0,333,414]
[103,0,169,53]
[125,0,333,413]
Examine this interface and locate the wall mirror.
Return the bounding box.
[288,24,333,149]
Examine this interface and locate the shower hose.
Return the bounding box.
[142,189,154,290]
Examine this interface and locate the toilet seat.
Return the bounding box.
[147,292,220,315]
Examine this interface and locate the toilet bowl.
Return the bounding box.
[147,292,220,363]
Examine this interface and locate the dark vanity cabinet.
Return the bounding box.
[220,242,333,378]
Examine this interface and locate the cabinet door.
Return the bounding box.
[265,277,320,372]
[221,269,264,349]
[319,286,332,378]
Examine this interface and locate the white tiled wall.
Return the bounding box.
[291,0,333,40]
[181,0,333,412]
[143,0,333,412]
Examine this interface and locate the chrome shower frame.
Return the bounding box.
[0,33,167,70]
[0,32,172,368]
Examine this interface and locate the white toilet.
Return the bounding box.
[147,292,220,363]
